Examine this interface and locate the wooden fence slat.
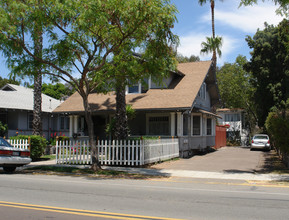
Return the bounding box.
[136,140,139,166]
[87,140,89,164]
[55,137,179,166]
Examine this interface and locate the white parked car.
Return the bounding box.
[250,134,271,151]
[0,137,31,173]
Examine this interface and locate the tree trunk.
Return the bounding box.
[32,13,43,136]
[33,72,42,136]
[82,93,101,171]
[211,0,215,40]
[211,0,217,70]
[114,77,128,140]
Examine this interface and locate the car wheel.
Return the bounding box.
[3,166,16,173]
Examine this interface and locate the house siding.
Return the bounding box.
[194,90,211,111]
[217,110,249,146]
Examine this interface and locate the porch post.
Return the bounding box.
[80,117,84,134]
[177,112,183,136]
[69,115,74,137]
[187,113,191,137]
[73,115,78,134]
[170,112,175,137]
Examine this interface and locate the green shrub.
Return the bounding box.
[10,135,47,161]
[0,122,8,137]
[50,136,70,146]
[265,111,289,153]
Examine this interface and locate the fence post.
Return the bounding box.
[55,136,58,164]
[28,136,31,152]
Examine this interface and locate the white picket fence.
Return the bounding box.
[56,138,179,166]
[7,139,29,149]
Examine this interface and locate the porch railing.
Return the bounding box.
[56,138,179,166]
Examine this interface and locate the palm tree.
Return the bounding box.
[198,0,223,67]
[32,1,43,136]
[200,36,223,59]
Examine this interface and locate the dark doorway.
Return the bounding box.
[93,115,107,140]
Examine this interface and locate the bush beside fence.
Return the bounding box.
[9,135,46,160]
[265,111,289,167]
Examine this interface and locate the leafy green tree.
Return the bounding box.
[245,19,289,126]
[0,0,178,170]
[176,54,200,63]
[240,0,289,17]
[0,121,8,137]
[0,77,20,88]
[217,55,257,130]
[42,83,75,100]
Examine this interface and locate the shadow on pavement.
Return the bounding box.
[223,169,256,174]
[258,150,289,174]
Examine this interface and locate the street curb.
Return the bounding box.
[24,161,289,182]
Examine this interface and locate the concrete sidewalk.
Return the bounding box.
[25,159,289,182]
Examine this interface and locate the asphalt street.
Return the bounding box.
[1,173,289,220]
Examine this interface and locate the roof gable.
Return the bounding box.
[0,84,62,112]
[1,84,17,91]
[54,61,219,113]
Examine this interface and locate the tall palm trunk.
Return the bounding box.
[211,0,217,69]
[114,76,128,140]
[32,17,43,136]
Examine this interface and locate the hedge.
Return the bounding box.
[50,136,70,146]
[265,112,289,154]
[10,135,47,161]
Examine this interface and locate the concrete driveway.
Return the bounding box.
[151,146,270,173]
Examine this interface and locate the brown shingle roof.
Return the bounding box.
[53,61,212,113]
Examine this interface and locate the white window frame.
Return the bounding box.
[60,116,70,130]
[191,113,202,136]
[126,80,142,94]
[28,113,33,129]
[146,113,170,135]
[206,117,213,136]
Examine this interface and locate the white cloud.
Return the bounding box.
[213,3,284,33]
[177,32,238,65]
[177,33,207,58]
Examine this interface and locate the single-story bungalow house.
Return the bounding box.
[217,108,249,146]
[53,61,221,157]
[0,84,69,139]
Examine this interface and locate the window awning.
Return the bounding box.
[197,109,222,119]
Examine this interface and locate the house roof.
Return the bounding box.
[0,84,62,113]
[217,108,245,113]
[54,61,218,113]
[197,109,222,119]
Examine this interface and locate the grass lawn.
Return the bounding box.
[40,155,56,160]
[24,165,162,179]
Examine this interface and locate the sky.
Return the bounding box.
[172,0,285,65]
[0,0,286,80]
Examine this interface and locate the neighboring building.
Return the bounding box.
[54,61,221,157]
[0,84,69,139]
[216,108,249,146]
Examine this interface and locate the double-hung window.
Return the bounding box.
[192,115,201,136]
[207,118,212,135]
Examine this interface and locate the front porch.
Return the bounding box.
[67,109,218,158]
